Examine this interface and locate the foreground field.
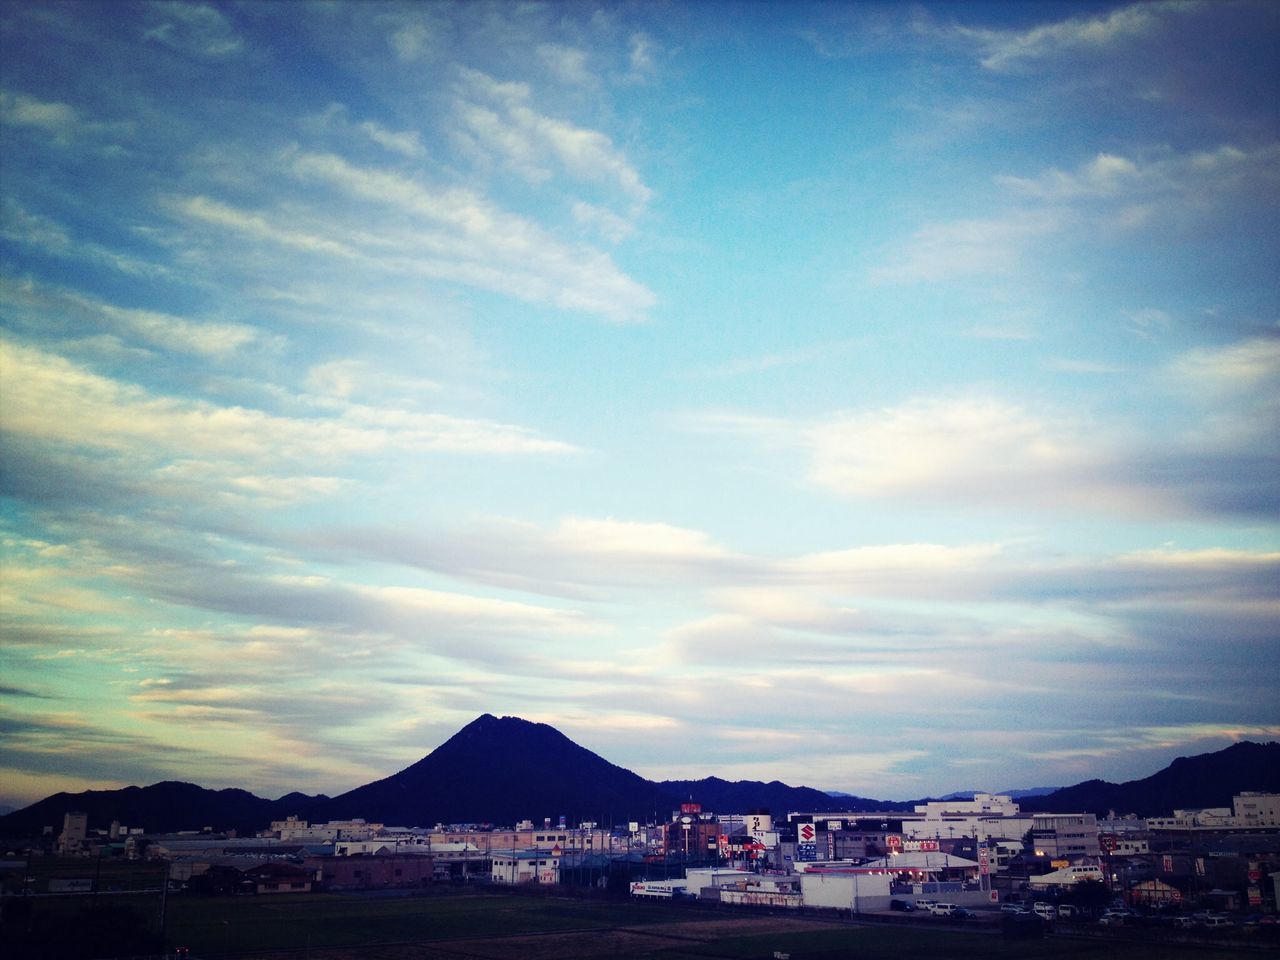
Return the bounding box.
[161,889,1275,960]
[7,885,1275,959]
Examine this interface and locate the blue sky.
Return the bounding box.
[1,0,1277,811]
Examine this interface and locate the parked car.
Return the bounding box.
[1032,903,1056,921]
[915,899,937,912]
[1201,916,1233,930]
[1099,910,1129,926]
[1057,904,1079,920]
[952,907,976,919]
[928,902,959,916]
[1001,903,1029,915]
[889,899,916,912]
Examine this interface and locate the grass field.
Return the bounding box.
[159,889,1274,960]
[7,881,1276,959]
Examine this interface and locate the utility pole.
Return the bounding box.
[157,860,170,954]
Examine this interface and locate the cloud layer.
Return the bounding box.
[1,0,1276,808]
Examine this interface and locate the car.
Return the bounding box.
[1032,903,1057,921]
[1001,903,1029,915]
[928,902,959,916]
[1168,915,1196,929]
[1201,916,1233,930]
[915,899,937,911]
[889,899,916,912]
[1099,910,1129,926]
[952,907,976,919]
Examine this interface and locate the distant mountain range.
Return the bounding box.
[932,787,1061,801]
[1,715,1276,836]
[1017,741,1280,817]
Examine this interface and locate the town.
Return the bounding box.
[12,788,1278,945]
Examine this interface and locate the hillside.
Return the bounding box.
[1019,741,1280,816]
[326,714,677,826]
[2,720,1276,836]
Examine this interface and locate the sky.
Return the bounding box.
[1,0,1278,813]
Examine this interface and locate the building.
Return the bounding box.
[242,862,313,895]
[57,812,88,856]
[490,848,561,884]
[307,853,435,890]
[798,869,892,912]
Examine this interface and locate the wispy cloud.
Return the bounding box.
[958,1,1200,72]
[0,339,576,467]
[452,67,652,209]
[171,149,656,322]
[142,2,244,59]
[869,210,1063,284]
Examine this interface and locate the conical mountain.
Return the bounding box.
[327,714,677,827]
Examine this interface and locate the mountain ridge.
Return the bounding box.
[1,718,1275,835]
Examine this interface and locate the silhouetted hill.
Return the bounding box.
[327,714,677,827]
[663,777,912,814]
[0,781,315,836]
[3,723,1276,837]
[1019,741,1280,816]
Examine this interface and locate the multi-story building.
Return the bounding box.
[57,812,88,856]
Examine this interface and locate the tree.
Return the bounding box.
[1063,878,1112,919]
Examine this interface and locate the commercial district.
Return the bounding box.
[12,790,1280,933]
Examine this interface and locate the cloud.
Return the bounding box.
[143,2,244,59]
[173,151,656,322]
[628,33,656,76]
[806,394,1087,502]
[358,120,426,158]
[452,67,652,209]
[537,43,592,86]
[1172,333,1280,392]
[996,144,1280,207]
[693,342,1279,520]
[0,339,576,468]
[2,277,258,358]
[869,209,1063,284]
[959,1,1198,72]
[301,515,749,601]
[871,141,1279,288]
[0,90,77,143]
[1,204,170,278]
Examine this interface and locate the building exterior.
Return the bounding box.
[57,812,88,856]
[490,848,561,884]
[1031,814,1101,859]
[307,854,435,890]
[798,870,892,912]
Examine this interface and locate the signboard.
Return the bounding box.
[1099,833,1118,853]
[978,848,990,876]
[886,835,903,854]
[797,844,817,862]
[1249,886,1262,906]
[1052,859,1071,869]
[1162,855,1173,873]
[797,823,817,844]
[904,839,939,852]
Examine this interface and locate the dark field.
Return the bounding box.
[8,883,1274,959]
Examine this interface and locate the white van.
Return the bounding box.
[1032,902,1056,921]
[929,902,959,916]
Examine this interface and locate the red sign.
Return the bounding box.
[798,824,816,843]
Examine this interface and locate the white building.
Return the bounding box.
[798,870,892,912]
[490,849,560,885]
